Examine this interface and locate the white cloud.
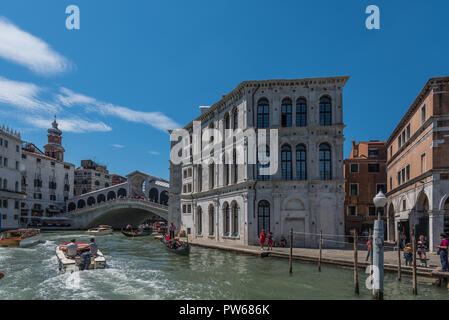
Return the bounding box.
[112,144,125,148]
[56,87,181,132]
[24,116,112,133]
[0,76,58,113]
[0,17,71,75]
[148,151,160,156]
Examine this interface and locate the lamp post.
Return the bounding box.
[372,191,388,300]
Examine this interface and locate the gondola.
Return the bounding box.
[160,237,190,255]
[121,227,153,237]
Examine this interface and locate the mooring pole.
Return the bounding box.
[289,228,293,274]
[397,239,402,281]
[318,230,323,272]
[354,231,359,295]
[411,226,418,295]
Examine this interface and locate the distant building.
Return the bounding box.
[74,159,112,196]
[21,119,75,226]
[0,125,26,230]
[344,140,387,236]
[111,174,127,185]
[386,76,449,251]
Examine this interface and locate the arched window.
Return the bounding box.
[296,98,307,127]
[233,149,238,184]
[198,165,203,192]
[257,98,270,128]
[105,183,110,188]
[232,203,239,236]
[319,143,332,180]
[223,203,230,236]
[208,205,214,236]
[281,98,292,127]
[197,207,203,235]
[233,108,238,130]
[224,155,229,186]
[296,144,307,180]
[258,200,270,235]
[209,162,215,189]
[257,145,270,181]
[281,145,292,180]
[319,96,332,126]
[224,113,230,130]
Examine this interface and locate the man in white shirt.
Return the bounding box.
[66,239,78,258]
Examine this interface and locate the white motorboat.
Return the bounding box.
[56,242,106,272]
[86,225,113,236]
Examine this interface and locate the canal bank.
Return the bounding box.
[187,238,440,278]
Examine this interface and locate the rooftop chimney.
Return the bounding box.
[199,106,210,115]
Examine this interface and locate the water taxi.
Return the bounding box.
[0,229,41,248]
[86,225,113,236]
[56,242,106,272]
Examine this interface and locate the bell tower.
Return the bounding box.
[44,116,65,161]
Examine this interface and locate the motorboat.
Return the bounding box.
[86,225,113,236]
[0,229,41,248]
[56,242,106,272]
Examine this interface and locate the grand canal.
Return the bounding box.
[0,231,447,300]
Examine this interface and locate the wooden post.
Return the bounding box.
[397,239,402,281]
[353,231,359,295]
[318,230,323,272]
[289,228,293,274]
[411,226,418,295]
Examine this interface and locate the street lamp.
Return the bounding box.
[372,190,387,300]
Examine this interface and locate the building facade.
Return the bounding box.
[169,77,349,247]
[20,120,75,226]
[0,126,26,230]
[386,76,449,251]
[74,159,111,196]
[111,174,127,185]
[344,140,387,236]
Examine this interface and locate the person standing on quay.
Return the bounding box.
[266,231,274,251]
[169,222,176,240]
[365,236,372,262]
[259,229,267,251]
[437,233,449,272]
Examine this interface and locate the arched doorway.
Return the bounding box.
[257,200,270,236]
[415,193,429,240]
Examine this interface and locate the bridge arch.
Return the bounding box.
[68,202,76,212]
[77,199,86,209]
[118,188,127,197]
[87,196,96,206]
[97,194,106,203]
[160,190,168,205]
[149,188,159,202]
[107,191,116,201]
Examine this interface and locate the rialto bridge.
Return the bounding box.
[64,171,170,229]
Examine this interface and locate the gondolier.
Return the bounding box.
[169,222,176,239]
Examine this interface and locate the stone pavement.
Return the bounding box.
[187,237,443,277]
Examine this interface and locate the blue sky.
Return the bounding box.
[0,0,448,180]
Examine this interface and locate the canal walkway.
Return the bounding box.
[187,238,443,277]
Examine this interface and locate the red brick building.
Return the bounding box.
[344,140,387,235]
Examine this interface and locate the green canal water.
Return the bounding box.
[0,231,447,300]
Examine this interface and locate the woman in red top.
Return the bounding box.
[259,229,267,251]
